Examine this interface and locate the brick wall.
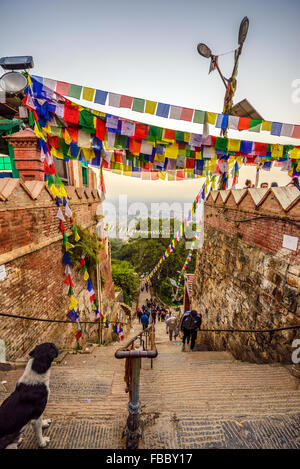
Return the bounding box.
[192,186,300,363]
[0,179,117,360]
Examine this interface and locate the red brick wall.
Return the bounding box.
[191,187,300,363]
[0,180,115,360]
[205,188,300,262]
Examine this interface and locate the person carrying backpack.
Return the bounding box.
[141,312,149,330]
[180,310,202,351]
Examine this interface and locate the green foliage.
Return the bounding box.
[110,218,197,304]
[66,224,103,271]
[111,260,139,306]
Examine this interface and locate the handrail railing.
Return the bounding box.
[115,324,158,449]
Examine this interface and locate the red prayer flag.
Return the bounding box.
[254,142,268,156]
[56,81,70,96]
[238,117,251,130]
[47,135,58,148]
[120,95,133,109]
[64,274,74,287]
[134,123,149,139]
[96,118,106,141]
[291,125,300,139]
[180,108,194,122]
[67,127,78,143]
[176,170,185,180]
[60,220,66,232]
[64,103,79,125]
[164,129,176,140]
[129,138,142,154]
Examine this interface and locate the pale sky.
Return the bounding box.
[2,0,299,201]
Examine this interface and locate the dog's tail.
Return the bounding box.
[0,431,21,450]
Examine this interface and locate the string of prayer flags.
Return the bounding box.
[31,74,300,139]
[141,183,205,288]
[23,74,300,188]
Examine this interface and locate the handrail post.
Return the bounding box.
[124,357,142,449]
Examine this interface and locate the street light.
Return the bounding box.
[238,16,249,46]
[197,17,249,122]
[0,56,34,94]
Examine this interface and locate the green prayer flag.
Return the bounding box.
[47,174,54,187]
[249,119,261,133]
[148,126,163,140]
[79,110,95,133]
[63,232,68,246]
[29,110,35,127]
[215,137,228,151]
[55,174,64,186]
[67,286,74,296]
[68,84,82,99]
[193,110,206,124]
[175,130,185,141]
[132,98,145,113]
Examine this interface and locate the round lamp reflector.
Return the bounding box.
[238,17,249,45]
[197,43,212,58]
[0,71,28,93]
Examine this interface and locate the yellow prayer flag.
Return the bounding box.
[49,184,59,197]
[158,171,166,180]
[64,129,72,145]
[145,100,157,114]
[75,233,81,242]
[66,242,75,252]
[206,112,217,125]
[270,144,283,159]
[57,186,68,198]
[165,144,178,159]
[69,296,78,310]
[227,139,241,152]
[261,121,272,131]
[82,87,95,101]
[83,271,89,281]
[34,122,46,141]
[289,147,300,159]
[82,148,95,161]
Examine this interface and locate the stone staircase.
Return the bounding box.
[1,311,300,449]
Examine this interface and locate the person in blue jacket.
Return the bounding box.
[141,312,149,330]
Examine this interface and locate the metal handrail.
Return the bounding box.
[115,324,157,359]
[115,324,158,450]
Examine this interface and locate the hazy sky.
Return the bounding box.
[2,0,299,200]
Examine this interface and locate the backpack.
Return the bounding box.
[182,314,201,330]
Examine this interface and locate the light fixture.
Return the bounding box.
[238,17,249,46]
[0,56,34,95]
[0,71,28,93]
[0,56,34,71]
[197,43,212,58]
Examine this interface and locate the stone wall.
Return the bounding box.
[192,186,300,363]
[0,178,120,360]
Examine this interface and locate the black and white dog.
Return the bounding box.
[0,342,58,449]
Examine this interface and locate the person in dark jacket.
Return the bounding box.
[141,312,149,330]
[180,310,202,351]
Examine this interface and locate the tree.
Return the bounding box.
[109,218,197,305]
[111,260,139,306]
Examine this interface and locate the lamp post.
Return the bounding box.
[197,17,249,137]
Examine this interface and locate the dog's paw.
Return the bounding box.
[39,437,50,448]
[42,419,52,428]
